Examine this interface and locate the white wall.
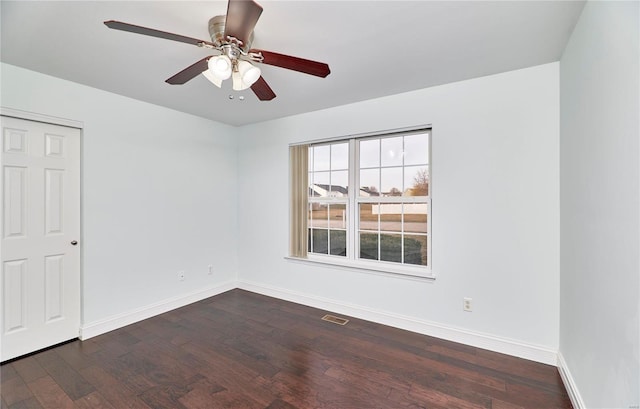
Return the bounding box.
[1,63,239,327]
[237,63,560,356]
[559,2,639,408]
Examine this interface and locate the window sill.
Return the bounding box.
[284,255,436,281]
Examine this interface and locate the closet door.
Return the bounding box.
[1,115,81,362]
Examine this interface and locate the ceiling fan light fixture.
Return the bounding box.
[238,60,261,87]
[232,70,249,91]
[202,68,223,88]
[208,55,232,80]
[232,61,261,91]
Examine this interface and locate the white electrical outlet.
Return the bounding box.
[208,265,213,275]
[178,271,185,281]
[463,297,473,312]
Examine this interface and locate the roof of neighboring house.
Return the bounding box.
[359,187,380,196]
[309,184,383,197]
[313,184,349,195]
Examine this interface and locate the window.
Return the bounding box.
[292,128,431,277]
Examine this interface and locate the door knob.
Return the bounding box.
[71,240,78,246]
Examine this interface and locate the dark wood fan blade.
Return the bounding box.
[251,49,330,78]
[165,56,212,84]
[224,0,263,47]
[251,76,276,101]
[104,20,215,47]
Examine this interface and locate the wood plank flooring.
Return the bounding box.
[1,289,572,408]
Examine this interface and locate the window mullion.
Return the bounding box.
[327,145,332,253]
[348,138,357,261]
[401,138,405,264]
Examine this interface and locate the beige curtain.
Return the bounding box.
[289,145,309,258]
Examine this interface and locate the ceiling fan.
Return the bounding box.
[104,0,330,101]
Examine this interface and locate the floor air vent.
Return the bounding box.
[321,314,349,325]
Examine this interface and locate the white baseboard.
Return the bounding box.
[79,280,236,340]
[77,279,583,407]
[557,352,586,409]
[79,279,559,367]
[237,280,558,366]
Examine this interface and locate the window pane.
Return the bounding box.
[311,229,328,254]
[404,165,429,196]
[329,204,347,229]
[311,171,330,197]
[310,203,328,228]
[359,168,380,197]
[331,143,349,170]
[313,145,330,171]
[403,203,428,233]
[360,139,379,168]
[330,170,348,196]
[329,230,347,256]
[381,167,402,196]
[359,232,378,260]
[379,204,402,233]
[381,137,403,167]
[404,133,429,166]
[404,234,427,266]
[359,203,378,232]
[380,233,402,263]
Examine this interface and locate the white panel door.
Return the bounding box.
[0,115,80,362]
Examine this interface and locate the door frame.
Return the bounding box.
[0,106,84,341]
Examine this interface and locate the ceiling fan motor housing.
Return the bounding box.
[208,15,254,52]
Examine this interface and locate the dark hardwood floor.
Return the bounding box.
[1,289,572,409]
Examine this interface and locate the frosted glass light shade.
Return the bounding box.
[202,69,222,88]
[238,60,261,86]
[207,55,232,80]
[232,61,261,91]
[232,70,245,91]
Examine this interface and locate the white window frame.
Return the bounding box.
[301,127,433,280]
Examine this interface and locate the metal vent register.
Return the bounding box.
[321,314,349,325]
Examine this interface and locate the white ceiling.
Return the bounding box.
[1,1,584,126]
